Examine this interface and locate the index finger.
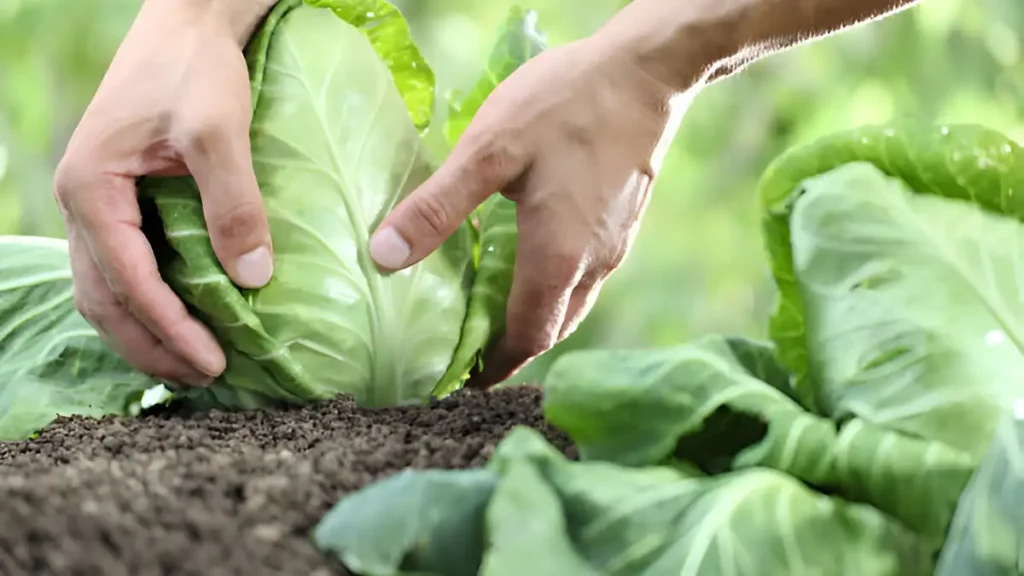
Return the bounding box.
[73,174,226,377]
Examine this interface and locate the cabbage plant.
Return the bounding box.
[0,0,545,439]
[312,123,1024,575]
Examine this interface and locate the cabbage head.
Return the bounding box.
[140,0,546,409]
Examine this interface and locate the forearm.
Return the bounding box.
[596,0,920,92]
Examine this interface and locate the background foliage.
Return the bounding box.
[1,0,1021,382]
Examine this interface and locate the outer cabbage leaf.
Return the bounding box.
[302,0,435,131]
[312,468,497,576]
[542,336,975,548]
[435,7,546,391]
[0,236,156,440]
[718,336,796,399]
[442,6,546,145]
[485,428,932,576]
[313,427,934,576]
[760,123,1024,458]
[936,407,1024,575]
[142,1,474,408]
[435,192,518,393]
[478,457,600,576]
[544,336,799,466]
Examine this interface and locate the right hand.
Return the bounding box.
[369,34,685,388]
[53,0,274,387]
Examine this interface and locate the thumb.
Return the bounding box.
[370,137,523,271]
[184,122,273,289]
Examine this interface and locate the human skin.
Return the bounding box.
[54,0,919,389]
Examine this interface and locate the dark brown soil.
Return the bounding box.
[0,385,571,576]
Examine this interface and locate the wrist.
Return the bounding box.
[144,0,279,47]
[213,0,281,46]
[591,0,746,95]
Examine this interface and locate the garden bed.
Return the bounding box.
[0,386,572,575]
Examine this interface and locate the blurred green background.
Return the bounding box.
[1,0,1021,382]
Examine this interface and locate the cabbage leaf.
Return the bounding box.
[542,335,975,548]
[760,125,1024,457]
[0,237,156,440]
[314,427,933,576]
[936,407,1024,575]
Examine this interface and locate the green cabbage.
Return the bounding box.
[0,1,544,439]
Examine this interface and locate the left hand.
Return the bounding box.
[53,0,278,387]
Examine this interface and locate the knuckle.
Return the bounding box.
[591,236,633,278]
[460,130,518,182]
[210,201,266,247]
[73,287,116,331]
[52,159,86,216]
[126,292,185,333]
[562,117,594,147]
[594,254,623,280]
[184,117,232,155]
[606,238,633,272]
[544,251,587,286]
[408,194,451,237]
[465,135,504,174]
[72,286,98,322]
[104,275,131,305]
[575,270,601,293]
[607,251,626,272]
[106,269,155,317]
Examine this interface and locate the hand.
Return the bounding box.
[368,34,686,388]
[53,0,276,387]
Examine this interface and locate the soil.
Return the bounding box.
[0,385,573,576]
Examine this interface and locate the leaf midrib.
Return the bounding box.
[263,14,425,403]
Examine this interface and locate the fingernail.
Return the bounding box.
[369,227,410,269]
[182,372,214,388]
[234,246,273,288]
[193,348,225,378]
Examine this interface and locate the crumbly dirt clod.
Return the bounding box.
[0,386,572,576]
